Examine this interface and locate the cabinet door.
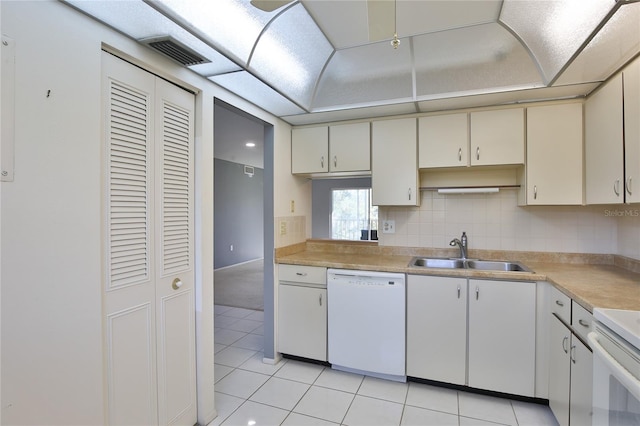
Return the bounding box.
[470,108,524,166]
[292,126,329,174]
[278,284,327,361]
[585,74,624,204]
[407,275,467,385]
[372,118,419,206]
[526,103,583,205]
[329,122,370,172]
[418,113,468,168]
[624,57,640,203]
[468,279,535,396]
[548,316,571,426]
[569,336,593,426]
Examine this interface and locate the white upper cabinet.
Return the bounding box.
[624,57,640,203]
[291,126,329,174]
[525,103,583,205]
[418,113,468,168]
[470,108,525,166]
[292,122,371,175]
[372,118,419,206]
[329,122,370,173]
[585,74,624,204]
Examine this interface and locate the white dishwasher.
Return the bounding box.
[327,269,406,382]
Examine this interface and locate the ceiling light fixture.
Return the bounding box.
[391,0,400,49]
[245,142,256,147]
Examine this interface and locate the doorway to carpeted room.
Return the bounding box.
[214,258,264,311]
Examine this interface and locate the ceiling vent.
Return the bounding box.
[140,36,209,67]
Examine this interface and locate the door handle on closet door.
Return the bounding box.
[172,278,183,290]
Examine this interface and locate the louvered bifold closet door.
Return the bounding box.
[102,52,197,426]
[102,52,159,426]
[154,78,196,426]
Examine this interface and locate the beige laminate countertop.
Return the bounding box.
[276,240,640,313]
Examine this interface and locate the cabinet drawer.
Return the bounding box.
[571,301,593,344]
[550,286,571,324]
[279,264,327,286]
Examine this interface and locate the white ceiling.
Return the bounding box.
[214,104,265,169]
[65,0,640,125]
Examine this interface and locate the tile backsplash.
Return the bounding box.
[618,209,640,260]
[275,215,307,248]
[377,190,637,257]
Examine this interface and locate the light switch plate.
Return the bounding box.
[382,220,395,234]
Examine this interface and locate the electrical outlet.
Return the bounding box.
[382,220,395,234]
[279,221,287,236]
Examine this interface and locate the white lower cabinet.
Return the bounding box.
[407,275,467,385]
[468,279,536,396]
[407,276,536,397]
[277,265,327,361]
[570,337,593,426]
[549,315,572,426]
[548,314,593,426]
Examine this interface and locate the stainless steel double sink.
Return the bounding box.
[409,257,532,272]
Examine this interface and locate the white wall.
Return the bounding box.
[378,190,634,257]
[1,3,103,423]
[0,1,296,424]
[273,120,312,247]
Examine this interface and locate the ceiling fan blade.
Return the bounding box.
[367,0,395,42]
[250,0,293,12]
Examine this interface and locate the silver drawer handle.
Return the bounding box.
[296,272,307,276]
[578,319,590,327]
[555,300,564,307]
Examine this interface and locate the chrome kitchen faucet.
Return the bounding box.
[449,231,468,259]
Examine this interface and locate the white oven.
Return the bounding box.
[588,309,640,426]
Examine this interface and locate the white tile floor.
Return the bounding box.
[211,305,559,426]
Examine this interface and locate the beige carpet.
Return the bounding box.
[214,259,264,311]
